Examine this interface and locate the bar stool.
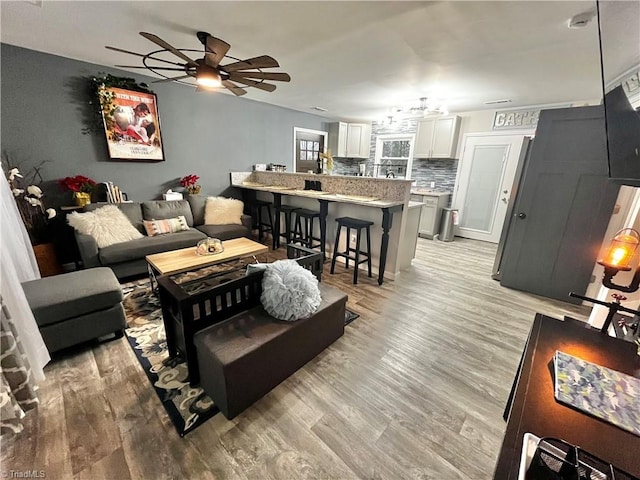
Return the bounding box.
[278,205,300,247]
[330,217,373,284]
[253,200,273,242]
[291,209,322,250]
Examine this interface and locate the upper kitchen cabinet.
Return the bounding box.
[329,122,372,158]
[414,115,461,158]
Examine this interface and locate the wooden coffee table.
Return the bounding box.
[146,237,268,292]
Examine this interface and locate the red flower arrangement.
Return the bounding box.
[59,175,97,193]
[180,174,201,194]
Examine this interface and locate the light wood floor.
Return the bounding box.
[1,237,590,480]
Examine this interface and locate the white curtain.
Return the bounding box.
[0,170,50,382]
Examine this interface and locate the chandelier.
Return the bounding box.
[407,97,449,116]
[380,97,449,125]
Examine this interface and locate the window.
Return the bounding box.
[299,140,320,162]
[373,134,415,179]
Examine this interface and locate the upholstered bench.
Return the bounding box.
[194,283,347,419]
[22,267,126,353]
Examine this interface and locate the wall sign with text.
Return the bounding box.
[493,109,540,130]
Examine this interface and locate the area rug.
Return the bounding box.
[345,308,360,325]
[122,280,360,436]
[122,279,217,436]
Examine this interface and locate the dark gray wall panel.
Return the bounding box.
[1,44,329,202]
[500,106,620,302]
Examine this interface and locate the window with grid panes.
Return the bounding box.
[373,135,415,179]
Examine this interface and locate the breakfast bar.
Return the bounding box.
[231,171,418,284]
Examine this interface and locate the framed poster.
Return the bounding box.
[100,87,165,162]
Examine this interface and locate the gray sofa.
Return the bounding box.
[75,197,252,279]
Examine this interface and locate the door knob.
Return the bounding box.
[503,190,508,194]
[517,212,526,219]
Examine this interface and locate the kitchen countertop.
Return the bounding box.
[408,201,426,209]
[231,171,411,203]
[233,182,405,208]
[410,189,452,197]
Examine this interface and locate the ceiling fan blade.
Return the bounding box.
[222,80,247,96]
[151,75,193,84]
[227,75,277,92]
[204,35,231,68]
[105,46,185,66]
[115,65,187,71]
[222,55,280,72]
[231,71,291,82]
[140,32,199,67]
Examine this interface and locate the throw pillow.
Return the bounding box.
[204,197,244,225]
[67,205,143,248]
[143,216,190,236]
[260,260,321,321]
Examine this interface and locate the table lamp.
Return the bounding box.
[597,228,640,293]
[570,229,640,336]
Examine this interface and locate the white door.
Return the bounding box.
[453,134,526,243]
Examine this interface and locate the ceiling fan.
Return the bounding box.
[106,31,291,96]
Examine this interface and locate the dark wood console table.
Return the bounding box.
[493,313,640,479]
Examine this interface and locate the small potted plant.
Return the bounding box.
[59,175,97,206]
[180,174,201,195]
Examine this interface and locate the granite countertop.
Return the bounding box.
[233,183,405,208]
[410,189,452,197]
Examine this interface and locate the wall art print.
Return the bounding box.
[100,87,165,162]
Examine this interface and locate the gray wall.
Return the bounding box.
[1,44,330,202]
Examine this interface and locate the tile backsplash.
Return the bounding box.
[332,119,458,191]
[411,158,458,191]
[332,158,362,176]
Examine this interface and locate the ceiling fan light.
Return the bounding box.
[196,67,222,88]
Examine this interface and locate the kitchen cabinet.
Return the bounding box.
[328,122,372,158]
[410,192,451,239]
[414,115,461,158]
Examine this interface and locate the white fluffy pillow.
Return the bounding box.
[68,205,143,248]
[260,260,321,321]
[204,196,244,225]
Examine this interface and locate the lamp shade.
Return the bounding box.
[597,228,640,271]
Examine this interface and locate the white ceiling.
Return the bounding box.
[1,1,635,122]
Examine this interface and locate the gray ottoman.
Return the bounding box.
[22,267,126,353]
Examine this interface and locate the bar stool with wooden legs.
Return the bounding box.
[330,216,373,284]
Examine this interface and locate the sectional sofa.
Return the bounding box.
[75,196,252,279]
